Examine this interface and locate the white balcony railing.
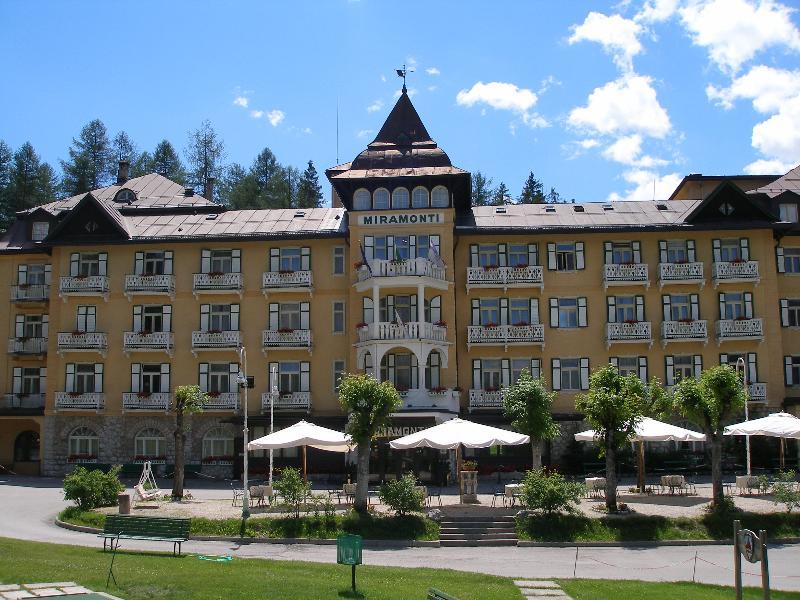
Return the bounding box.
[468,389,504,411]
[747,383,767,402]
[1,393,45,410]
[261,270,313,291]
[467,324,545,348]
[122,392,172,411]
[203,392,239,410]
[358,258,446,283]
[57,332,108,354]
[606,321,653,346]
[7,337,47,355]
[394,388,460,413]
[660,320,708,345]
[123,331,174,353]
[357,321,447,343]
[59,276,109,298]
[124,274,175,298]
[55,392,105,410]
[466,266,544,290]
[658,262,704,287]
[192,272,243,295]
[191,330,242,351]
[715,318,764,343]
[261,391,311,412]
[262,329,312,349]
[10,284,49,302]
[603,263,649,288]
[712,261,760,286]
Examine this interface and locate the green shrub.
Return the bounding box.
[520,468,584,515]
[772,470,800,513]
[62,466,124,510]
[273,467,311,518]
[378,473,424,515]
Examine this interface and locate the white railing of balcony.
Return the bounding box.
[192,273,243,294]
[747,383,767,402]
[603,264,649,288]
[7,337,47,354]
[606,322,652,346]
[10,284,49,302]
[466,266,544,290]
[358,258,446,283]
[712,261,759,286]
[57,332,108,353]
[468,389,504,411]
[467,324,545,348]
[203,393,239,410]
[715,318,764,342]
[658,262,704,287]
[55,392,104,410]
[59,276,110,299]
[1,393,45,410]
[357,321,447,343]
[123,331,174,353]
[191,330,242,350]
[122,393,171,411]
[124,274,176,298]
[260,391,311,412]
[660,320,708,344]
[262,270,313,290]
[394,388,460,412]
[262,329,312,349]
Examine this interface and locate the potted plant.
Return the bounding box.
[513,262,529,270]
[71,330,85,336]
[434,320,447,328]
[482,264,499,271]
[623,318,639,325]
[208,271,225,277]
[459,460,479,503]
[355,322,368,329]
[278,268,295,275]
[277,327,295,334]
[137,329,152,336]
[136,391,152,399]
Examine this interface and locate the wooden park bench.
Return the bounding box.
[100,515,191,556]
[428,589,459,600]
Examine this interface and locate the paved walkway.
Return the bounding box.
[2,476,799,592]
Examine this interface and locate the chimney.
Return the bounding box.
[117,160,130,185]
[184,187,194,197]
[204,177,216,202]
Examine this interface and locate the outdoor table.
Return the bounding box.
[584,477,605,498]
[660,474,685,495]
[736,475,760,494]
[504,483,522,507]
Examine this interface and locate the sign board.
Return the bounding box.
[733,520,770,600]
[358,212,444,226]
[336,534,362,566]
[738,528,762,563]
[375,425,426,439]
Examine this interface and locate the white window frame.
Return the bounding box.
[31,221,49,241]
[391,188,410,209]
[134,428,166,458]
[68,427,99,457]
[202,427,234,459]
[333,247,345,275]
[332,301,345,334]
[373,188,390,210]
[353,188,370,210]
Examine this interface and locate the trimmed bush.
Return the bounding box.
[520,468,584,515]
[273,467,311,518]
[378,473,424,516]
[63,466,124,510]
[772,470,800,513]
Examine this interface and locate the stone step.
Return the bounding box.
[514,581,560,589]
[440,525,516,532]
[440,532,518,540]
[440,516,516,523]
[440,538,518,547]
[521,590,569,597]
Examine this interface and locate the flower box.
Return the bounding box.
[207,391,221,398]
[207,329,223,334]
[678,318,695,324]
[434,320,447,328]
[485,387,499,393]
[71,330,85,336]
[353,261,366,270]
[74,274,88,280]
[68,392,82,398]
[208,271,225,277]
[623,319,639,325]
[512,263,529,269]
[67,454,97,464]
[482,264,499,271]
[202,455,234,465]
[735,316,750,321]
[136,391,152,399]
[428,386,448,395]
[512,321,530,327]
[356,322,368,329]
[278,269,295,275]
[483,322,499,328]
[137,330,152,336]
[730,258,746,264]
[277,328,295,334]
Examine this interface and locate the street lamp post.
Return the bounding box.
[238,346,250,519]
[735,357,751,476]
[269,364,277,487]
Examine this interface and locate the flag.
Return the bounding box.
[359,242,372,274]
[428,238,445,268]
[394,308,404,329]
[394,245,403,262]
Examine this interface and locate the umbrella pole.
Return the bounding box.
[303,445,307,482]
[637,440,646,493]
[780,438,786,471]
[456,444,462,502]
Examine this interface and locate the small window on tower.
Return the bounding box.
[31,222,49,241]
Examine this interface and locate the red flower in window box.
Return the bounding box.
[208,271,225,277]
[68,391,82,398]
[136,391,152,399]
[513,263,529,269]
[735,316,750,321]
[277,328,295,334]
[137,330,152,336]
[353,261,366,270]
[18,283,30,289]
[513,321,530,327]
[74,274,88,280]
[278,269,295,275]
[678,318,695,324]
[429,386,447,395]
[68,453,96,462]
[355,322,368,329]
[483,322,499,328]
[730,258,746,265]
[623,319,639,325]
[207,391,221,398]
[676,259,690,264]
[434,320,447,328]
[71,330,85,336]
[482,264,499,271]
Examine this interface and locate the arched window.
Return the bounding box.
[425,295,442,324]
[373,188,390,210]
[202,427,234,460]
[114,189,136,204]
[134,428,166,460]
[380,352,418,390]
[392,187,410,209]
[412,186,429,208]
[431,186,449,208]
[426,352,442,390]
[353,189,371,210]
[14,430,40,462]
[68,427,99,460]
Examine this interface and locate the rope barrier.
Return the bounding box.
[584,555,696,571]
[695,556,800,579]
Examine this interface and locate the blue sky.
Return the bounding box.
[1,0,799,203]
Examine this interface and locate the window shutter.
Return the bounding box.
[42,315,48,338]
[199,363,209,390]
[662,295,672,321]
[230,304,240,330]
[547,243,557,270]
[269,303,279,330]
[15,315,24,338]
[162,305,172,332]
[500,297,509,326]
[687,240,696,262]
[576,242,585,270]
[232,249,241,273]
[531,359,541,379]
[469,298,480,326]
[301,247,310,271]
[17,264,27,285]
[70,253,79,276]
[411,294,418,322]
[131,363,141,393]
[580,358,590,390]
[551,359,561,391]
[270,248,280,272]
[501,359,510,387]
[65,363,75,392]
[690,294,700,320]
[638,356,648,381]
[44,264,52,284]
[744,292,753,318]
[134,252,144,275]
[632,241,641,263]
[201,249,211,273]
[635,296,645,321]
[132,305,142,332]
[409,236,417,259]
[530,298,539,324]
[740,238,750,261]
[430,296,441,324]
[161,363,170,392]
[604,242,613,264]
[747,353,758,383]
[719,293,726,319]
[386,236,395,259]
[712,239,721,262]
[498,243,507,267]
[77,306,86,331]
[777,247,786,273]
[98,253,108,276]
[607,296,617,323]
[362,297,373,323]
[269,363,279,391]
[300,362,310,392]
[658,241,667,263]
[609,356,619,369]
[86,307,96,332]
[693,355,703,379]
[528,243,537,266]
[386,295,395,322]
[94,363,103,393]
[785,356,793,386]
[665,356,674,386]
[472,359,481,390]
[387,353,395,381]
[229,363,239,392]
[578,297,588,327]
[164,251,173,275]
[300,302,310,329]
[12,367,21,394]
[781,299,789,326]
[549,298,559,328]
[200,304,210,331]
[39,367,47,391]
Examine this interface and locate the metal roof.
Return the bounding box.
[750,165,800,199]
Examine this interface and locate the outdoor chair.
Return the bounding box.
[231,482,244,506]
[339,483,356,504]
[133,483,160,503]
[427,486,442,507]
[249,485,273,507]
[491,486,505,508]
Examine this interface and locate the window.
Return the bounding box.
[333,360,345,393]
[555,243,576,271]
[611,242,634,264]
[478,244,499,267]
[392,188,410,209]
[68,427,98,458]
[417,235,431,259]
[142,306,164,332]
[374,236,389,260]
[381,353,417,390]
[482,359,502,390]
[394,236,411,259]
[784,248,800,274]
[208,363,231,393]
[670,295,691,320]
[558,298,578,328]
[431,186,449,207]
[511,358,533,383]
[380,295,414,323]
[786,300,800,327]
[210,250,233,273]
[666,240,688,263]
[21,368,42,394]
[353,189,370,210]
[73,364,96,393]
[203,427,233,459]
[412,187,429,208]
[616,357,639,377]
[79,253,101,276]
[134,428,166,459]
[722,292,745,319]
[279,248,302,272]
[26,264,47,285]
[673,355,694,382]
[76,306,96,332]
[279,303,301,330]
[31,222,48,241]
[719,238,741,262]
[21,315,44,338]
[508,244,528,267]
[426,352,441,389]
[373,188,390,210]
[210,304,233,331]
[614,296,636,322]
[559,358,581,390]
[780,203,799,223]
[509,298,531,325]
[480,298,500,326]
[142,251,165,275]
[140,364,165,393]
[787,356,800,386]
[333,247,345,275]
[332,301,345,333]
[278,362,301,393]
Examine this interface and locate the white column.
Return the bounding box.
[418,354,427,391]
[417,283,425,322]
[372,286,379,324]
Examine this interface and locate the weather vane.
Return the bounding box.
[395,63,414,93]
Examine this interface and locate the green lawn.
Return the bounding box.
[559,579,800,599]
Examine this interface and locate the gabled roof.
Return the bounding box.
[45,193,132,242]
[750,164,800,199]
[684,179,776,224]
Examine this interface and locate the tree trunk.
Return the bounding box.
[637,441,646,493]
[605,441,618,512]
[171,410,185,500]
[710,431,723,506]
[354,440,370,513]
[531,440,542,470]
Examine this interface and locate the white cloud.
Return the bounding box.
[568,75,671,138]
[679,0,800,73]
[744,158,796,173]
[635,0,680,23]
[233,96,249,108]
[521,112,549,128]
[456,81,538,113]
[563,138,601,160]
[249,110,264,119]
[301,127,312,135]
[706,65,800,112]
[427,85,438,92]
[380,74,387,83]
[426,67,440,76]
[538,75,561,95]
[607,169,683,201]
[356,129,374,139]
[578,139,600,149]
[393,88,418,98]
[751,96,800,163]
[568,11,643,72]
[266,109,285,127]
[406,56,417,67]
[602,133,670,167]
[367,99,384,113]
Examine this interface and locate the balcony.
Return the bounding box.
[123,331,174,355]
[192,272,243,297]
[124,274,176,299]
[191,330,242,354]
[10,284,49,303]
[747,383,767,403]
[261,391,311,412]
[203,392,239,411]
[658,262,704,288]
[712,261,760,287]
[394,388,459,414]
[261,270,313,295]
[59,276,109,300]
[715,318,764,344]
[357,321,447,343]
[603,263,649,288]
[7,337,48,355]
[357,258,447,286]
[606,321,653,347]
[262,329,312,351]
[467,324,545,349]
[55,392,105,411]
[466,265,544,292]
[122,392,171,411]
[57,332,108,356]
[1,393,45,413]
[660,320,708,346]
[468,389,503,412]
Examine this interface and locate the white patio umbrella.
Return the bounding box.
[724,412,800,469]
[574,417,706,491]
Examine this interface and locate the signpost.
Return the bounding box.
[337,533,363,593]
[734,520,770,599]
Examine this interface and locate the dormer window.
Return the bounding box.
[431,186,449,208]
[373,188,390,210]
[114,189,136,204]
[412,187,429,208]
[31,222,49,241]
[353,189,370,211]
[392,187,410,209]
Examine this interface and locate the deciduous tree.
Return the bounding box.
[503,371,560,469]
[172,385,208,500]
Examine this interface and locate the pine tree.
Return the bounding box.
[151,140,186,184]
[471,171,494,207]
[112,131,137,163]
[546,187,562,204]
[519,171,545,204]
[262,167,294,209]
[60,119,113,195]
[0,141,13,230]
[295,160,322,208]
[492,181,511,206]
[185,120,225,198]
[130,151,152,178]
[250,148,281,190]
[222,164,257,209]
[3,143,57,228]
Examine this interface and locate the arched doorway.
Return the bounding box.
[14,430,40,462]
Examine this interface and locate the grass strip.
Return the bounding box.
[558,578,800,599]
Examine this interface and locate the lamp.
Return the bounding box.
[238,346,250,518]
[735,357,751,476]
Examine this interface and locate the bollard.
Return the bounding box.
[118,492,131,515]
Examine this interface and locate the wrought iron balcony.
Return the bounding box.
[1,393,45,411]
[466,324,545,349]
[202,392,239,410]
[122,392,171,411]
[191,330,242,352]
[712,261,759,286]
[55,392,105,410]
[57,332,108,355]
[658,262,704,287]
[7,337,47,355]
[468,389,504,412]
[356,321,447,343]
[123,331,174,354]
[124,274,175,299]
[603,263,649,288]
[192,272,243,296]
[357,258,446,283]
[260,391,311,412]
[59,276,109,300]
[466,265,544,291]
[747,383,767,402]
[660,320,708,345]
[262,329,312,350]
[261,270,313,293]
[606,321,652,346]
[715,318,764,343]
[10,284,49,302]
